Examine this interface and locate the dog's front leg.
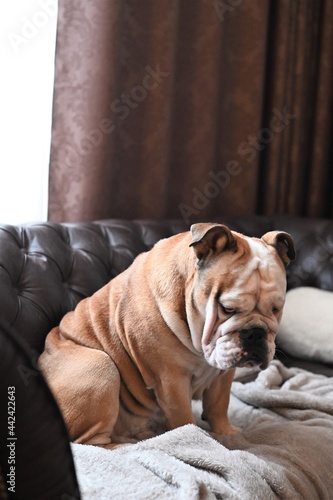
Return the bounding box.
[202,368,240,435]
[155,376,196,430]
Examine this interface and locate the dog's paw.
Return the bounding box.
[221,424,242,436]
[210,421,242,436]
[101,442,132,450]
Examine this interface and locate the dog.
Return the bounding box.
[39,223,295,448]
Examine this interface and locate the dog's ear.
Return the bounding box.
[189,223,237,263]
[261,231,296,267]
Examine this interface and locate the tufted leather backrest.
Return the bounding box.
[0,215,332,352]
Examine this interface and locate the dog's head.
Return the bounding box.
[186,223,295,371]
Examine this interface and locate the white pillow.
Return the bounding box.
[277,287,333,364]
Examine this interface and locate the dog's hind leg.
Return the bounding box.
[39,338,120,447]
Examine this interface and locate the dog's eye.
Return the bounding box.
[221,305,236,315]
[272,306,279,315]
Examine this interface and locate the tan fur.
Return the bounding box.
[39,224,295,448]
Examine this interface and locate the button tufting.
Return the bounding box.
[0,216,333,353]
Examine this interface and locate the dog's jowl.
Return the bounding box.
[39,223,295,448]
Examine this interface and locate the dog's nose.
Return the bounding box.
[239,327,266,341]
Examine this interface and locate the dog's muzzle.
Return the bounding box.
[239,327,269,369]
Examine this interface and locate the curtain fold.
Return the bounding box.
[258,0,333,217]
[48,0,333,223]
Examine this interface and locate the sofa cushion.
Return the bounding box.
[277,287,333,364]
[0,318,80,499]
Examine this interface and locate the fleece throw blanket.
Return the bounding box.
[72,361,333,499]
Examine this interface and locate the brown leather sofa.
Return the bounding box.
[0,214,332,373]
[0,214,332,498]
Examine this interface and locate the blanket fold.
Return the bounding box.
[72,361,333,499]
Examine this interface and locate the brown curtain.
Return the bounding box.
[48,0,333,224]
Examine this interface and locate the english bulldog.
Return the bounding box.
[39,223,295,448]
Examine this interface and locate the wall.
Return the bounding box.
[0,0,58,224]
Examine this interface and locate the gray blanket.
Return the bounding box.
[72,361,333,499]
